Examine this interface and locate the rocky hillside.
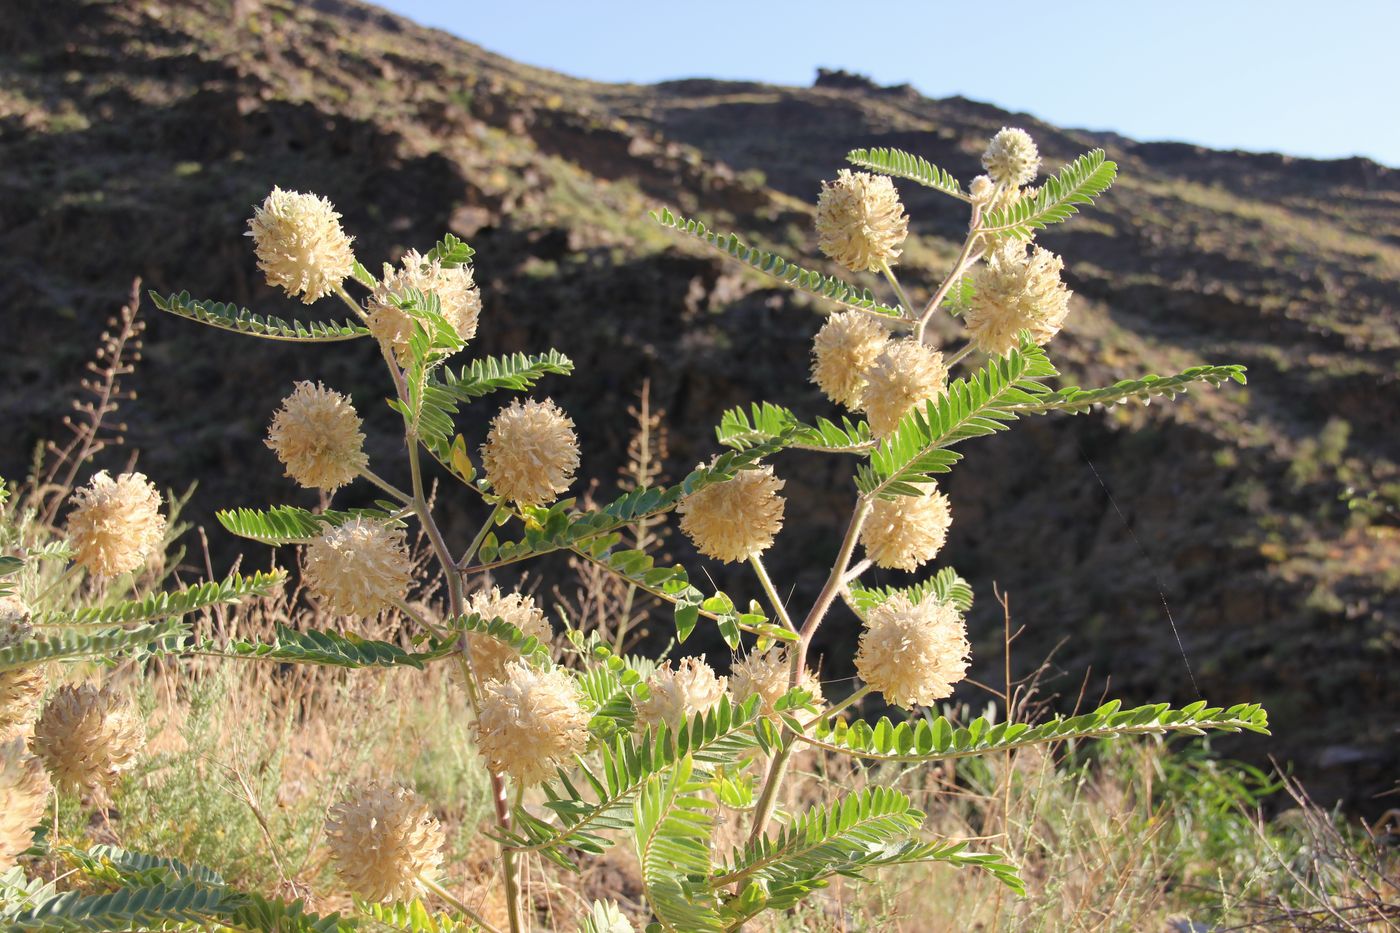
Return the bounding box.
[3,0,1396,809]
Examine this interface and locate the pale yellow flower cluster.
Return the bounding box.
[464,587,552,683]
[860,485,952,571]
[303,519,412,618]
[982,127,1041,187]
[325,782,445,903]
[855,595,969,709]
[65,471,167,578]
[811,312,890,409]
[0,737,49,872]
[475,662,590,786]
[247,187,356,304]
[634,657,728,731]
[815,170,909,274]
[967,240,1073,356]
[368,248,482,363]
[265,381,368,492]
[480,398,580,507]
[31,682,144,798]
[678,467,786,563]
[0,599,45,744]
[861,339,948,437]
[729,650,823,719]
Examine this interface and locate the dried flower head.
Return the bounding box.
[246,187,355,304]
[982,127,1041,187]
[811,312,890,409]
[65,471,167,578]
[325,781,445,902]
[860,485,953,571]
[265,381,368,492]
[815,170,910,273]
[861,339,948,437]
[0,737,49,872]
[729,650,823,719]
[465,587,552,683]
[475,662,589,786]
[678,466,786,563]
[367,249,482,363]
[968,175,996,204]
[634,657,728,731]
[31,683,144,798]
[0,598,45,744]
[480,398,580,507]
[966,239,1073,356]
[303,519,412,618]
[855,594,969,709]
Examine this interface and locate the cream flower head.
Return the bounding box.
[475,662,590,786]
[265,381,368,492]
[465,587,552,683]
[860,485,953,571]
[325,781,445,903]
[0,737,49,872]
[634,657,727,732]
[303,519,412,618]
[0,599,45,744]
[367,249,482,364]
[861,339,948,437]
[811,312,890,409]
[65,471,167,578]
[246,187,356,304]
[855,594,969,709]
[815,170,910,273]
[678,466,786,564]
[480,398,580,507]
[31,682,144,798]
[729,650,823,719]
[966,239,1073,356]
[982,128,1041,188]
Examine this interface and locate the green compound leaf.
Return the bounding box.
[216,505,403,546]
[437,351,575,402]
[59,844,225,889]
[716,402,873,454]
[1012,365,1248,415]
[845,147,966,200]
[150,291,368,342]
[0,619,187,673]
[980,149,1118,239]
[424,232,476,267]
[4,882,231,931]
[577,899,634,933]
[811,700,1270,764]
[209,624,450,670]
[31,571,284,628]
[651,207,903,320]
[452,612,555,670]
[849,566,974,615]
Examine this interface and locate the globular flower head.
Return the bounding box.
[303,519,412,618]
[367,249,482,364]
[815,170,910,274]
[0,737,49,872]
[480,398,580,507]
[464,588,553,683]
[678,466,786,563]
[855,594,969,709]
[325,781,444,903]
[265,381,368,492]
[31,682,144,798]
[634,657,728,732]
[861,339,948,437]
[65,471,167,578]
[246,187,356,304]
[966,240,1073,356]
[982,127,1041,187]
[811,312,890,409]
[0,598,46,744]
[475,662,590,786]
[729,650,823,719]
[860,485,953,571]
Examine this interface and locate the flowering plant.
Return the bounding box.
[0,129,1265,931]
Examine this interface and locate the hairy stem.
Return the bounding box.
[418,875,505,933]
[749,554,795,632]
[915,207,984,344]
[359,467,412,503]
[458,501,506,569]
[881,261,916,321]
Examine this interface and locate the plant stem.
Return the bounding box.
[820,684,872,722]
[881,261,916,320]
[749,554,795,632]
[418,875,506,933]
[944,342,977,368]
[359,467,411,503]
[915,208,984,344]
[333,284,368,320]
[458,501,506,569]
[500,784,526,932]
[747,741,794,844]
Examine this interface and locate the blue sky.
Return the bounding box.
[380,1,1397,167]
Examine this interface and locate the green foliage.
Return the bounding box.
[31,571,284,628]
[438,351,575,401]
[454,612,555,669]
[150,291,368,342]
[849,566,975,615]
[4,881,230,931]
[633,756,723,933]
[215,505,403,546]
[651,208,903,320]
[1014,364,1248,415]
[0,618,186,673]
[58,844,224,888]
[424,232,476,268]
[577,900,633,933]
[813,700,1270,764]
[845,147,966,200]
[979,149,1118,239]
[856,342,1057,499]
[716,403,873,454]
[206,624,451,670]
[359,899,473,932]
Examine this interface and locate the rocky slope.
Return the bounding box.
[2,0,1396,808]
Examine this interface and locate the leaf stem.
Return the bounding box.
[881,261,916,321]
[418,875,506,933]
[359,468,411,503]
[458,501,506,570]
[749,554,795,632]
